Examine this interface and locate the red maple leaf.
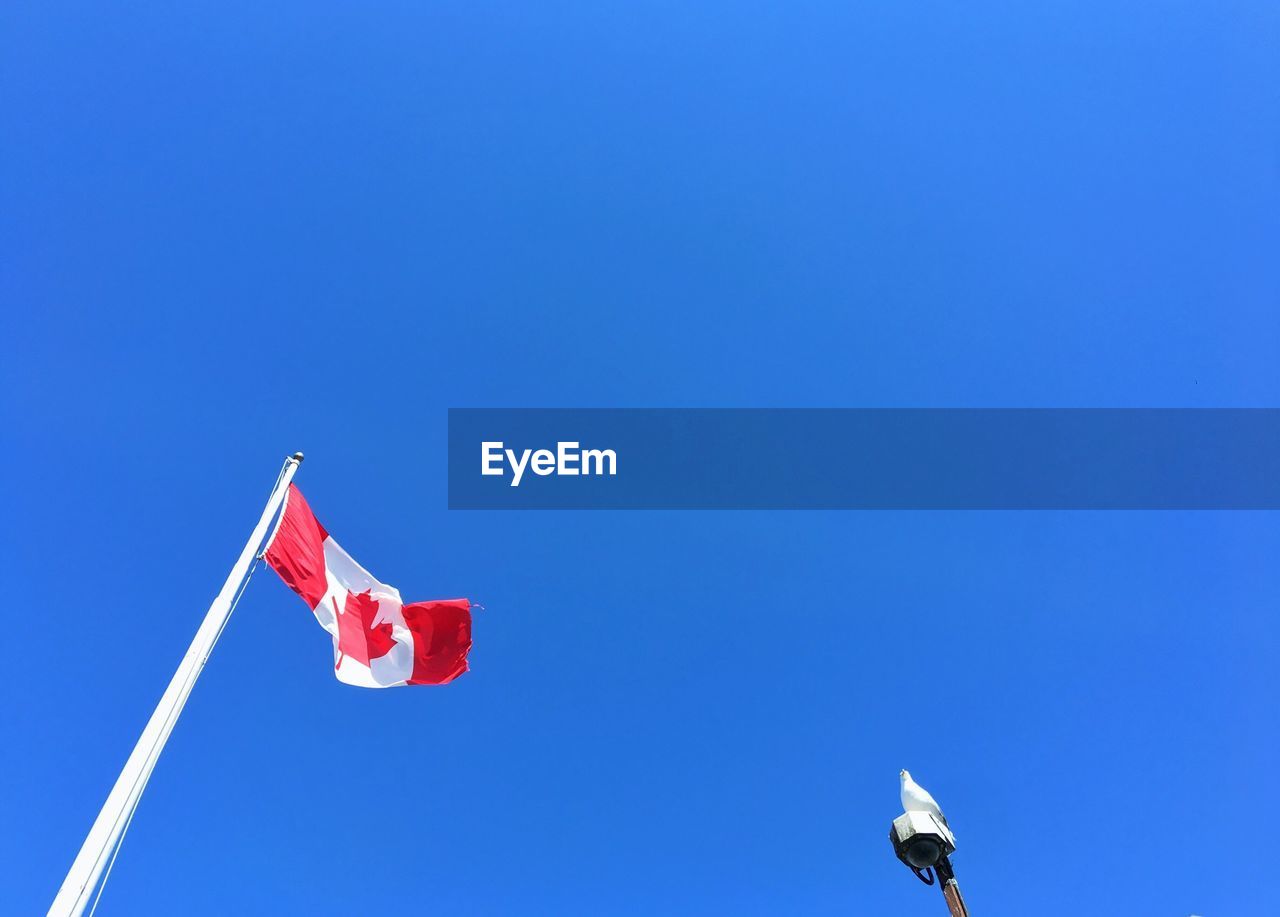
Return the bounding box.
[334,589,396,670]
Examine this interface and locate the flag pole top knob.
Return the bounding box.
[291,451,305,463]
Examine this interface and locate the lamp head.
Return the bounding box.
[890,811,955,875]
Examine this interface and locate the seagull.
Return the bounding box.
[900,769,948,826]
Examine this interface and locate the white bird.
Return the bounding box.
[899,769,948,826]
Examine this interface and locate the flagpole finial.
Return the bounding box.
[291,451,305,463]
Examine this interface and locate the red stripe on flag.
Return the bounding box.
[403,599,473,685]
[263,484,329,609]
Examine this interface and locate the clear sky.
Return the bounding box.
[3,2,1277,914]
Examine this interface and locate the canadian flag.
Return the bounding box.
[263,484,472,687]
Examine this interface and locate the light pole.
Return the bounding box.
[889,803,969,915]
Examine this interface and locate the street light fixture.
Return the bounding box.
[891,810,954,873]
[889,789,969,914]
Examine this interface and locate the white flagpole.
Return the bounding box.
[49,452,305,917]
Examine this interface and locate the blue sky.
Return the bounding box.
[3,2,1277,914]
